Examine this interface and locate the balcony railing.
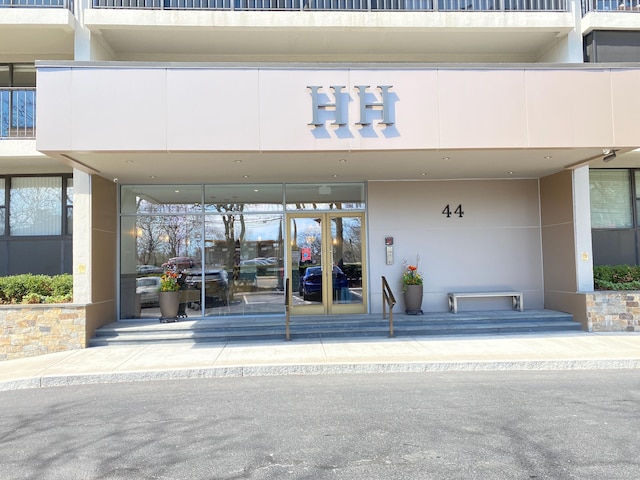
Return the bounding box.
[0,89,36,140]
[583,0,640,12]
[0,0,73,9]
[92,0,567,11]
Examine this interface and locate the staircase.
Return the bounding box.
[90,310,584,347]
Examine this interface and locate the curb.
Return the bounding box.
[2,358,640,391]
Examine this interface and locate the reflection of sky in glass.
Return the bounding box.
[0,91,7,136]
[206,214,283,243]
[0,90,35,136]
[0,178,4,235]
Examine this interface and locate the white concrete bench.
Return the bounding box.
[448,291,523,314]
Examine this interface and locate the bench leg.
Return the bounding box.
[448,295,457,313]
[512,295,523,311]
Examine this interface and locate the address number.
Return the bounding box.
[442,204,464,218]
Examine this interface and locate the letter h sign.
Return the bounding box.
[308,85,394,128]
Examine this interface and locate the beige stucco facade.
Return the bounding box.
[29,62,640,330]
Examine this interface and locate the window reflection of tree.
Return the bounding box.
[135,200,200,266]
[9,178,61,235]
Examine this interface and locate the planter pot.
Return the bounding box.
[403,284,424,315]
[159,291,181,321]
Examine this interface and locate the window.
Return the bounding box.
[9,177,62,236]
[66,177,73,235]
[0,178,5,236]
[1,64,36,137]
[590,170,633,228]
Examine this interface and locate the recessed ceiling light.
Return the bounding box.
[126,160,134,164]
[234,159,242,163]
[332,174,339,178]
[338,158,347,163]
[508,171,514,175]
[243,175,249,178]
[174,190,180,193]
[149,175,156,179]
[442,157,450,161]
[420,172,427,176]
[544,156,552,159]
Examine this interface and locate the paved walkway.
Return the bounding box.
[2,332,640,391]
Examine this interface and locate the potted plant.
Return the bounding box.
[402,256,424,315]
[158,271,181,321]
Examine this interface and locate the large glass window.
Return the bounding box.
[205,184,283,212]
[120,185,203,215]
[121,183,363,319]
[590,170,633,229]
[0,178,5,236]
[66,177,73,235]
[9,177,62,236]
[285,183,365,211]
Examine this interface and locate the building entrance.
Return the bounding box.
[287,213,366,315]
[120,183,366,320]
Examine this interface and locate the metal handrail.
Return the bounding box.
[285,277,291,341]
[91,0,568,11]
[582,0,640,13]
[382,276,396,337]
[0,88,36,140]
[0,0,73,9]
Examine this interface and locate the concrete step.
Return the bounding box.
[89,310,583,346]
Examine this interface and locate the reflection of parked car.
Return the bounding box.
[136,277,161,306]
[299,266,348,301]
[136,264,163,274]
[183,267,229,308]
[162,256,199,272]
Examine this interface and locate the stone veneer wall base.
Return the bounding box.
[586,292,640,332]
[0,304,87,361]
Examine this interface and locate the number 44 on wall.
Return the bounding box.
[442,204,464,218]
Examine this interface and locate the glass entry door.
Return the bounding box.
[287,213,366,315]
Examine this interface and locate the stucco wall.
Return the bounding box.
[90,175,118,333]
[37,65,640,155]
[368,179,544,313]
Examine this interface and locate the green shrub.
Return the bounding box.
[594,265,640,290]
[21,293,43,304]
[0,274,73,304]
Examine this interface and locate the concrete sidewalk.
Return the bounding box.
[2,332,640,391]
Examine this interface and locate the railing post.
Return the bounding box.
[382,276,396,338]
[285,278,291,341]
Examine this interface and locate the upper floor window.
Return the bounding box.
[2,176,74,237]
[590,169,633,229]
[10,177,62,236]
[0,64,36,88]
[66,177,73,235]
[0,178,5,236]
[1,64,36,138]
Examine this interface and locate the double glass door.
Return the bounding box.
[287,213,366,315]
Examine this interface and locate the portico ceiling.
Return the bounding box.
[42,147,640,184]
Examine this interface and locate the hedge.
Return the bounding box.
[593,265,640,291]
[0,274,73,304]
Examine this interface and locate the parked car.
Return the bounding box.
[136,264,163,274]
[299,265,348,301]
[136,276,161,307]
[183,267,229,308]
[162,256,199,272]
